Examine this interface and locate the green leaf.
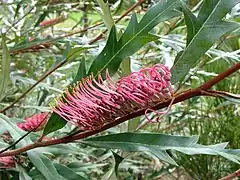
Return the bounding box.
[38,144,80,155]
[27,151,65,180]
[0,33,11,102]
[16,164,32,180]
[83,133,240,165]
[112,151,124,178]
[171,0,240,84]
[148,148,178,165]
[83,133,197,165]
[128,117,140,132]
[43,112,67,136]
[181,3,199,45]
[102,151,124,179]
[29,169,46,180]
[88,0,182,78]
[0,114,30,147]
[72,58,87,84]
[0,172,9,180]
[65,47,89,61]
[120,57,131,76]
[95,0,114,31]
[0,142,8,148]
[14,2,22,19]
[34,11,48,27]
[54,163,87,180]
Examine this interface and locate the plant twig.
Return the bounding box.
[219,169,240,180]
[0,62,239,157]
[199,63,240,90]
[0,90,220,157]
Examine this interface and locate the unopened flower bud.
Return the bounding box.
[17,112,49,131]
[0,156,15,168]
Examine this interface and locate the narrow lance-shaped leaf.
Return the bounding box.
[54,163,87,180]
[83,133,198,165]
[83,133,240,165]
[43,112,67,135]
[95,0,114,31]
[88,0,182,78]
[27,151,65,180]
[171,0,240,84]
[0,34,11,102]
[112,151,124,178]
[181,2,199,45]
[72,58,87,84]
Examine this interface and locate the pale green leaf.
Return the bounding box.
[0,33,11,102]
[83,133,240,165]
[95,0,114,31]
[27,151,66,180]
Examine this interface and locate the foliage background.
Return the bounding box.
[0,0,239,179]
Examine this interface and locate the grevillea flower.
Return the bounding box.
[53,64,173,131]
[0,156,15,168]
[17,112,49,131]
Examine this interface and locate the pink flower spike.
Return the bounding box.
[0,156,15,168]
[53,64,173,131]
[17,112,49,132]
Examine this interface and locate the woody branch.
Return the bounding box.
[0,62,239,157]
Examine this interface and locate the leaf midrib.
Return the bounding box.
[94,1,179,78]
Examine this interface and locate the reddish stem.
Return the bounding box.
[0,63,239,157]
[199,63,240,90]
[219,169,240,180]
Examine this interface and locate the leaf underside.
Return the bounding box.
[83,133,240,165]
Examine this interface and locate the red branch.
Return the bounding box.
[219,169,240,180]
[199,63,240,90]
[0,62,239,157]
